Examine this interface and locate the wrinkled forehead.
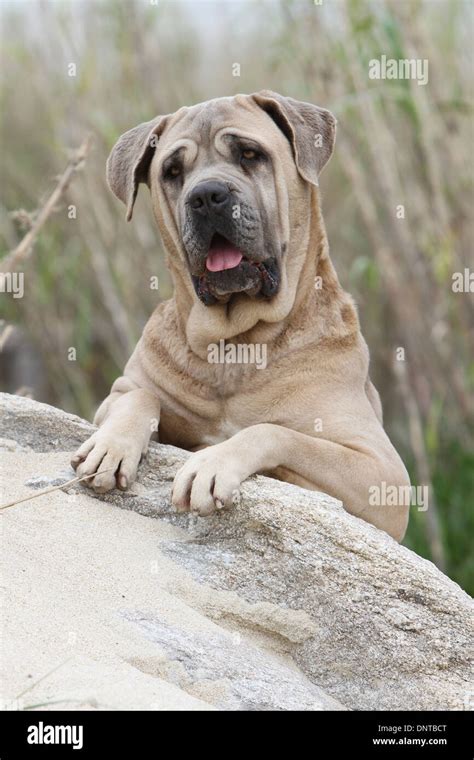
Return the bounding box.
[158,95,287,155]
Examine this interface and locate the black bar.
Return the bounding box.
[0,710,472,757]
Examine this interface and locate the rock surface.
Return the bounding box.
[0,392,473,711]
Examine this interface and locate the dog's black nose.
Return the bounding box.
[188,181,230,214]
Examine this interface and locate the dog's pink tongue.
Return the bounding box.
[206,239,243,272]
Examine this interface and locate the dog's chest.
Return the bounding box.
[200,417,242,445]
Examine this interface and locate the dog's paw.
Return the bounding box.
[71,431,143,493]
[171,444,244,516]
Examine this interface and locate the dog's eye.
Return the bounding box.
[163,164,182,180]
[239,147,266,168]
[241,149,259,162]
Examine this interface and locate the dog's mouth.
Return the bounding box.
[192,233,280,306]
[205,233,243,273]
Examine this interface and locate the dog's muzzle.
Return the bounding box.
[182,180,281,305]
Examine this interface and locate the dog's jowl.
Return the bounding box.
[71,91,410,541]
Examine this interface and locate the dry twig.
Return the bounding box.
[0,467,114,512]
[0,135,93,277]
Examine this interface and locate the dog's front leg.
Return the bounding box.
[172,423,410,541]
[71,387,160,492]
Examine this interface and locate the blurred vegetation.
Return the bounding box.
[1,0,473,593]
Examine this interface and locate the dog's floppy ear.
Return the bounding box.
[106,115,168,221]
[252,90,336,186]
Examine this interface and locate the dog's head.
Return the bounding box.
[107,91,336,306]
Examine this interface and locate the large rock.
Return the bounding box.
[0,392,472,711]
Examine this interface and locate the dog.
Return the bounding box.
[71,91,410,541]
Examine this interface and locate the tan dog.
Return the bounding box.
[71,91,410,541]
